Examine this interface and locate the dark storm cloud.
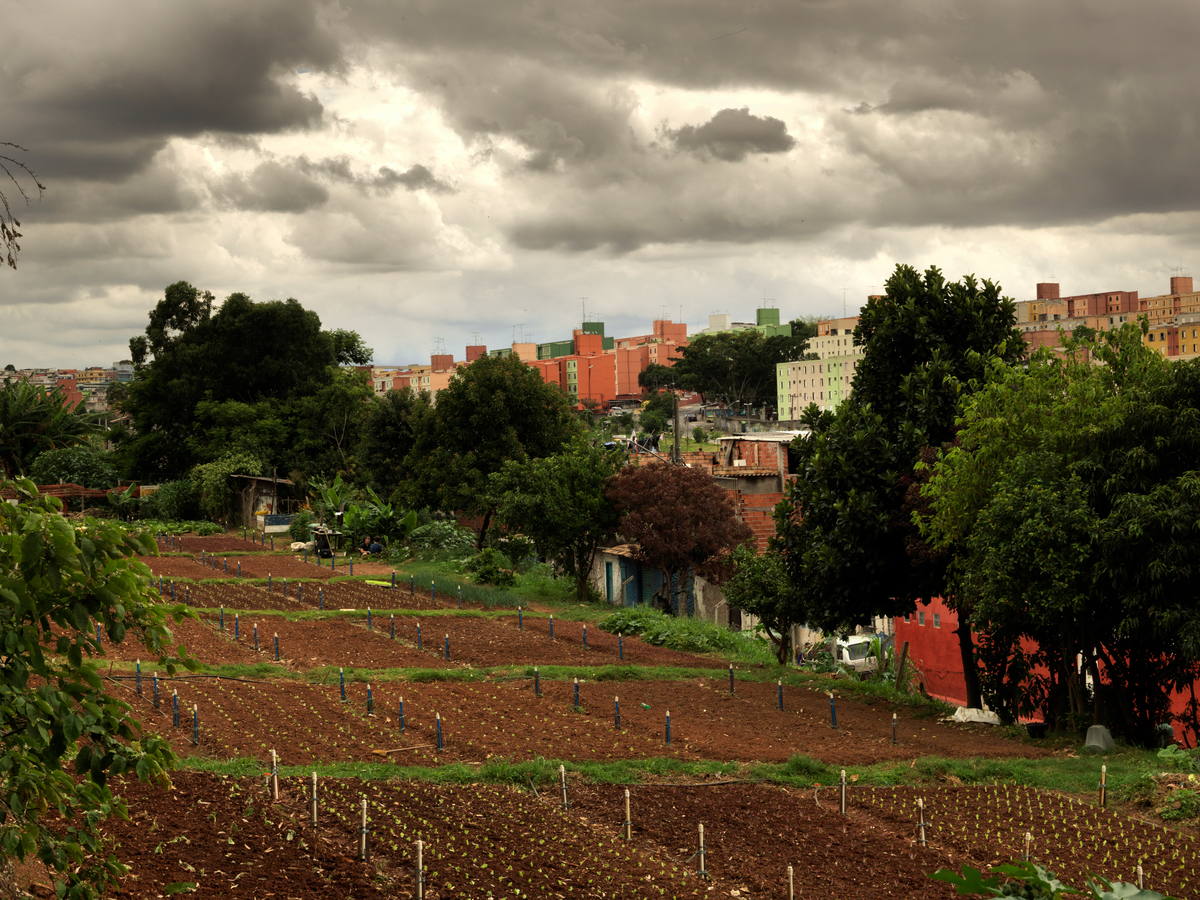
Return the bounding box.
[215,161,329,213]
[296,158,453,194]
[3,0,341,183]
[669,108,795,161]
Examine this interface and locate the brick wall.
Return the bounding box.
[731,490,782,552]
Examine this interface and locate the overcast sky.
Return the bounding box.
[3,0,1198,368]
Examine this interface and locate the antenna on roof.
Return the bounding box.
[579,296,588,325]
[841,287,847,317]
[471,332,481,344]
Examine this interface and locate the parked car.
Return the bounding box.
[834,634,892,673]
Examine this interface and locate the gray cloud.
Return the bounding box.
[215,161,329,213]
[297,158,453,194]
[669,108,795,161]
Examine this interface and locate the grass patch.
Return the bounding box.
[598,606,776,664]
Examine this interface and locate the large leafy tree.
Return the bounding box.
[121,283,371,481]
[670,322,815,410]
[28,446,118,489]
[490,439,623,603]
[403,354,581,545]
[723,542,800,664]
[922,325,1200,743]
[607,461,752,614]
[0,380,95,478]
[775,265,1025,708]
[360,387,433,503]
[0,478,194,898]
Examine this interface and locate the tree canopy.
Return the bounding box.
[120,283,372,482]
[920,325,1200,743]
[403,354,581,545]
[490,439,623,603]
[0,380,95,478]
[607,461,751,613]
[669,321,816,411]
[774,265,1025,708]
[722,542,799,664]
[0,478,195,898]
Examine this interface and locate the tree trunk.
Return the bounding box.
[956,617,983,709]
[475,507,493,550]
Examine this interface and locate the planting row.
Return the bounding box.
[855,784,1198,898]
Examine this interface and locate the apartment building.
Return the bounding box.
[776,315,864,418]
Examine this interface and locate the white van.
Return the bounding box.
[834,635,878,673]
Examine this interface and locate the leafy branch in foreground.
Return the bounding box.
[931,861,1177,899]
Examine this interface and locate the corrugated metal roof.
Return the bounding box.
[717,431,806,443]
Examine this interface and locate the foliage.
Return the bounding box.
[120,282,371,480]
[930,861,1177,899]
[288,510,316,542]
[638,390,674,436]
[1158,788,1200,822]
[360,387,432,502]
[692,425,706,445]
[722,543,799,664]
[189,452,264,523]
[401,521,477,555]
[464,547,517,587]
[310,472,358,526]
[343,486,418,544]
[597,605,774,662]
[607,461,752,614]
[0,478,196,899]
[921,325,1200,743]
[637,363,675,393]
[138,480,199,522]
[28,446,118,490]
[403,354,582,546]
[776,264,1025,709]
[0,141,44,270]
[669,322,815,410]
[0,379,95,478]
[489,439,623,603]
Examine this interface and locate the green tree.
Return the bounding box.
[121,283,371,480]
[921,325,1200,742]
[0,478,194,898]
[638,390,674,436]
[637,363,675,394]
[403,354,581,546]
[0,380,95,478]
[190,452,265,522]
[490,439,623,603]
[606,461,752,614]
[360,387,433,503]
[775,265,1026,709]
[723,542,800,664]
[28,446,118,489]
[670,326,813,410]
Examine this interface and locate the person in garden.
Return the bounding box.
[358,535,383,557]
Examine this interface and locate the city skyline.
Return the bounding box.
[2,0,1198,368]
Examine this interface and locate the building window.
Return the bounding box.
[904,614,910,623]
[918,611,925,626]
[933,613,941,628]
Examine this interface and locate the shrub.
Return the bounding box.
[140,480,199,521]
[464,548,517,587]
[288,510,316,542]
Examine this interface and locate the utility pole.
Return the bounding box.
[672,391,682,464]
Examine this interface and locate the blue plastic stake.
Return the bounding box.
[270,536,274,551]
[574,678,579,711]
[220,606,224,631]
[332,555,335,572]
[778,680,784,710]
[304,549,308,564]
[282,579,286,599]
[299,583,303,604]
[410,574,414,595]
[444,633,450,661]
[729,664,735,694]
[666,710,671,745]
[399,696,405,733]
[173,690,179,726]
[614,696,620,730]
[583,625,587,650]
[254,623,258,651]
[436,713,443,751]
[391,570,396,588]
[238,561,241,577]
[153,673,159,708]
[390,615,395,639]
[417,624,422,650]
[136,660,142,695]
[518,606,523,630]
[829,693,837,729]
[192,704,199,746]
[274,633,279,661]
[550,616,555,640]
[367,684,373,715]
[95,624,101,643]
[319,587,323,610]
[431,581,435,602]
[619,635,623,660]
[268,574,272,592]
[170,582,175,600]
[186,585,190,604]
[340,668,346,702]
[457,585,462,608]
[367,608,372,631]
[224,558,228,575]
[534,667,540,697]
[235,615,239,639]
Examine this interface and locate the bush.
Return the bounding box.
[598,605,774,662]
[289,510,316,542]
[1159,787,1200,821]
[405,521,476,554]
[464,548,517,587]
[140,480,199,521]
[28,446,118,489]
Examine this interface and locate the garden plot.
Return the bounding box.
[544,678,1051,766]
[135,555,211,579]
[568,782,957,899]
[163,580,301,611]
[91,616,263,668]
[157,534,258,554]
[233,553,337,580]
[314,578,460,611]
[301,777,742,899]
[99,771,383,900]
[856,784,1200,899]
[496,613,729,668]
[385,613,725,669]
[216,616,455,671]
